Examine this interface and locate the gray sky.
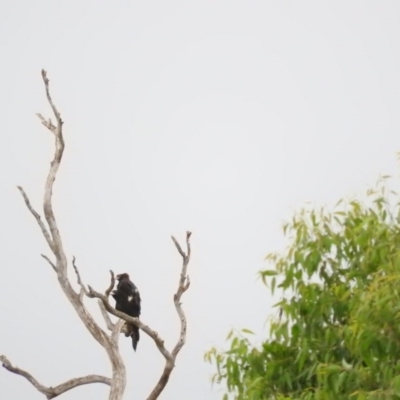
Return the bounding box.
[1,1,400,399]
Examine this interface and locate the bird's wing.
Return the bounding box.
[134,287,141,304]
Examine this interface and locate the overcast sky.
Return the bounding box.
[1,1,400,399]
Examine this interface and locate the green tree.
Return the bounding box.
[205,178,400,400]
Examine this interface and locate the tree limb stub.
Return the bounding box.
[105,270,116,298]
[41,254,57,272]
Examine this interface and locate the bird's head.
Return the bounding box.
[116,273,130,281]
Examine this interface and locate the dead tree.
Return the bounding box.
[0,70,192,400]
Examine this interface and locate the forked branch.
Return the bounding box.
[89,231,193,400]
[3,70,193,400]
[0,355,111,399]
[147,231,192,399]
[1,70,126,400]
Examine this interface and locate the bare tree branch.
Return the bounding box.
[5,70,192,400]
[68,256,126,397]
[0,355,111,399]
[73,260,117,329]
[98,271,117,331]
[41,254,57,271]
[146,231,192,400]
[33,70,112,349]
[111,320,125,345]
[88,232,193,400]
[17,186,55,254]
[39,69,66,267]
[105,270,116,298]
[99,300,116,331]
[72,256,90,297]
[3,70,126,400]
[171,235,185,257]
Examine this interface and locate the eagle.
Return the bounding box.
[111,273,141,351]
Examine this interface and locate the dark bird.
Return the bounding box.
[111,273,141,351]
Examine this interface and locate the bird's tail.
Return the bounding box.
[131,325,140,351]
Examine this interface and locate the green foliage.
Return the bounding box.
[205,178,400,399]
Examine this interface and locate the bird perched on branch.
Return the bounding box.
[111,273,141,351]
